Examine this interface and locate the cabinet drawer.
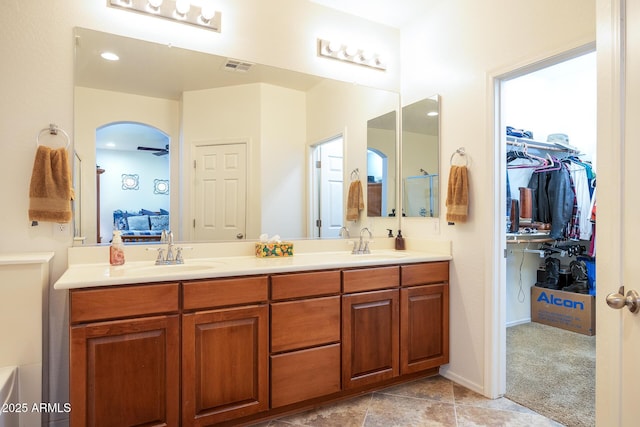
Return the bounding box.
[183,276,268,310]
[401,262,449,287]
[271,344,341,408]
[342,266,399,293]
[271,270,340,300]
[271,296,340,352]
[70,283,179,324]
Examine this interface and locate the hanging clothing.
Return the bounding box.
[565,161,593,240]
[527,163,574,239]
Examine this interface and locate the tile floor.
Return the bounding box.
[252,375,563,427]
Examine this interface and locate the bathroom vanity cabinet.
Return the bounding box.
[69,283,181,427]
[68,261,449,427]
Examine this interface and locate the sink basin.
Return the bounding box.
[123,260,224,275]
[351,251,408,259]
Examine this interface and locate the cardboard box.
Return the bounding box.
[531,286,595,336]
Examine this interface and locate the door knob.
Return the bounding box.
[606,286,640,313]
[236,233,244,239]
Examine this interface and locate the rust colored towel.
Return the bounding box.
[445,165,469,223]
[29,146,73,223]
[346,180,364,221]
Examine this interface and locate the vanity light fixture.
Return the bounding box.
[317,38,386,71]
[108,0,221,32]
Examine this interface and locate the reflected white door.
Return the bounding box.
[193,143,247,241]
[596,1,640,425]
[313,137,343,238]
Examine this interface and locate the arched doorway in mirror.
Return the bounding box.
[310,136,344,238]
[96,121,170,243]
[366,148,388,216]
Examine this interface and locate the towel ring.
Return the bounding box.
[36,124,70,149]
[450,147,468,166]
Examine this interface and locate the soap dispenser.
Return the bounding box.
[110,230,125,266]
[395,230,405,250]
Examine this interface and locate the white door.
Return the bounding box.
[310,137,344,238]
[596,0,640,425]
[192,143,247,241]
[318,137,344,238]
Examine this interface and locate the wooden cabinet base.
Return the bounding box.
[70,315,180,427]
[271,344,341,407]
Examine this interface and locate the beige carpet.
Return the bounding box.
[506,322,595,427]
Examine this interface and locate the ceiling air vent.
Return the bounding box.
[223,59,253,72]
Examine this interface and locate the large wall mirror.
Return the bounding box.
[366,111,397,217]
[74,28,400,244]
[401,95,440,217]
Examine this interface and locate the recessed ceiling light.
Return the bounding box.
[100,51,120,61]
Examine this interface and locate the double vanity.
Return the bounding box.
[55,239,451,426]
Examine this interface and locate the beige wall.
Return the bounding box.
[75,87,180,244]
[182,82,308,240]
[400,0,595,395]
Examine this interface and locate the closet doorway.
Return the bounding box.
[497,48,596,426]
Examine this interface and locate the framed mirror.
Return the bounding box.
[74,28,400,244]
[401,95,440,217]
[366,111,397,217]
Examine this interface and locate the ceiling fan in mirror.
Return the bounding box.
[137,144,169,156]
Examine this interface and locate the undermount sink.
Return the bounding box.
[124,260,223,274]
[351,251,409,259]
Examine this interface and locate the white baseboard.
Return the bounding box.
[438,366,485,396]
[506,318,531,328]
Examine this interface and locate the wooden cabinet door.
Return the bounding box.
[182,304,268,426]
[342,289,399,389]
[400,284,449,374]
[69,315,180,427]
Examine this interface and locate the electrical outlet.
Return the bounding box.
[54,222,69,237]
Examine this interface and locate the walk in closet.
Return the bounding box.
[503,51,596,329]
[502,51,596,425]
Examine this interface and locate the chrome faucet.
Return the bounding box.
[165,231,175,263]
[149,230,182,264]
[339,226,350,238]
[353,227,372,254]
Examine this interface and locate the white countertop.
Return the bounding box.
[54,239,452,290]
[0,252,54,265]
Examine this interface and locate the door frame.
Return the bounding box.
[486,41,596,399]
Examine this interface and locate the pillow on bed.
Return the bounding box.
[126,215,150,231]
[150,215,169,231]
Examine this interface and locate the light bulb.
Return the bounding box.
[344,46,358,58]
[359,50,373,62]
[200,0,216,21]
[326,41,341,54]
[175,0,190,16]
[147,0,163,10]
